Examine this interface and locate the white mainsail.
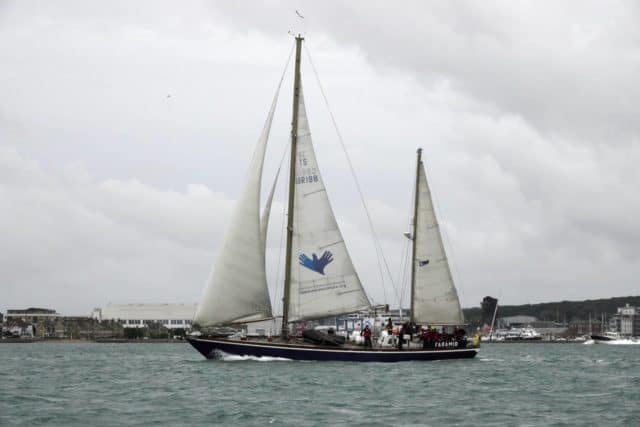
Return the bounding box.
[287,86,371,321]
[412,158,464,325]
[193,98,278,327]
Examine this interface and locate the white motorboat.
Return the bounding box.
[487,327,542,341]
[591,331,640,344]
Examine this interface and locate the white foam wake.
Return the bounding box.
[583,339,640,345]
[600,339,640,345]
[215,350,292,362]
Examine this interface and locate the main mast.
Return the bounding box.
[281,35,304,339]
[409,148,422,324]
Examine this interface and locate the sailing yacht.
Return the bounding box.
[186,36,478,362]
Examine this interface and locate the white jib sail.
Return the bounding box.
[260,161,282,251]
[288,86,371,322]
[412,160,464,325]
[193,99,278,327]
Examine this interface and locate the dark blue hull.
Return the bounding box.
[187,337,479,362]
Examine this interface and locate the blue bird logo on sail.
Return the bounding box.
[299,251,333,275]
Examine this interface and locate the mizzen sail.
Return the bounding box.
[287,86,371,321]
[412,155,464,325]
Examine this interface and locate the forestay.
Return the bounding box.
[287,86,371,321]
[412,161,464,325]
[193,96,278,327]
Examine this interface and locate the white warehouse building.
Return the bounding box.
[93,304,197,329]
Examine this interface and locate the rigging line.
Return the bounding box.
[396,224,409,286]
[400,178,417,311]
[400,247,411,314]
[271,181,286,315]
[304,44,396,307]
[265,43,294,317]
[395,243,406,313]
[397,241,409,315]
[395,174,416,312]
[275,43,296,95]
[393,222,408,310]
[397,233,411,311]
[270,142,290,316]
[294,166,302,318]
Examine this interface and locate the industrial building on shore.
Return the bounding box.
[610,304,640,336]
[5,307,60,323]
[2,304,197,339]
[91,303,197,330]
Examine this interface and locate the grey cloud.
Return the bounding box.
[1,1,639,314]
[0,147,229,314]
[217,1,640,143]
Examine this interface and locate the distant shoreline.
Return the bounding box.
[1,338,586,345]
[0,338,187,344]
[482,340,583,344]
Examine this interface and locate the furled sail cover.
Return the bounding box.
[412,161,464,325]
[288,86,371,321]
[193,99,278,326]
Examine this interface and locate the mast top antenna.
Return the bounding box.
[287,31,305,40]
[289,9,305,39]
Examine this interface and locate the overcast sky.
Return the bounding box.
[2,1,639,315]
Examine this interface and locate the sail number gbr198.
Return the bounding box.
[296,152,318,185]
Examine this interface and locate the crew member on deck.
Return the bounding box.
[361,325,372,348]
[385,318,393,332]
[408,322,416,341]
[403,322,411,348]
[397,323,405,350]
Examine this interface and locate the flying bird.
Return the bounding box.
[295,10,304,19]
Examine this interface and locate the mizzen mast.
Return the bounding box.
[281,35,304,339]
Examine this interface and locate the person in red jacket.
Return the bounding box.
[361,325,372,348]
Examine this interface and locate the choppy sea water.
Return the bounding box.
[1,342,638,426]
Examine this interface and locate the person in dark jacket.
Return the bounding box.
[397,323,405,350]
[408,322,416,341]
[361,325,372,348]
[403,322,411,347]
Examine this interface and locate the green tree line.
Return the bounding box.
[463,295,640,327]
